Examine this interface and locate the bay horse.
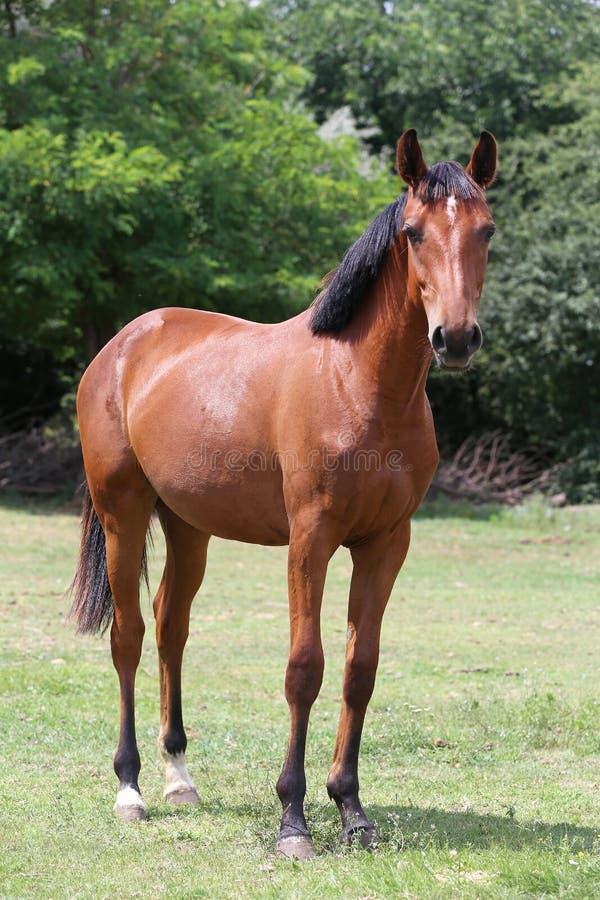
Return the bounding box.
[71,129,497,859]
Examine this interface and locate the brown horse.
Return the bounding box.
[71,129,497,858]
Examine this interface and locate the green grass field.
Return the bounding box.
[1,497,600,898]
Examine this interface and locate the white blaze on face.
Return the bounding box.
[446,195,458,226]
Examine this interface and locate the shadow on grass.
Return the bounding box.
[0,490,80,516]
[415,495,501,521]
[369,803,599,853]
[151,799,599,855]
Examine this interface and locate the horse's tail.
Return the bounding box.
[69,480,150,634]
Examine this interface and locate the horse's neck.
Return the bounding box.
[347,240,432,414]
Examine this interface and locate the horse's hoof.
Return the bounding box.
[114,787,146,822]
[114,803,147,822]
[164,787,200,806]
[275,834,316,860]
[341,823,379,849]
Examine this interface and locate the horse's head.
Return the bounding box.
[397,129,497,370]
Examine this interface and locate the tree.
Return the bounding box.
[423,61,600,500]
[1,0,598,500]
[478,61,600,499]
[0,0,390,370]
[266,0,597,146]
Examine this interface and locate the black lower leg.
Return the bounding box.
[114,682,141,792]
[276,723,310,840]
[327,728,376,846]
[114,732,141,792]
[160,669,187,757]
[275,712,316,859]
[327,784,375,846]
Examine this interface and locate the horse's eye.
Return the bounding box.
[483,225,496,242]
[403,224,421,244]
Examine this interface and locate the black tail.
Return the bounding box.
[69,481,150,634]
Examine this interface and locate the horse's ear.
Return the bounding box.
[396,129,427,189]
[466,131,497,188]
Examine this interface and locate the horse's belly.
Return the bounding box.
[148,460,290,545]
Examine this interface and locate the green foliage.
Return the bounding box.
[0,0,389,364]
[430,62,600,500]
[187,97,389,321]
[0,126,183,357]
[266,0,597,144]
[483,63,600,499]
[0,0,598,498]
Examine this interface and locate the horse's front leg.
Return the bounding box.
[327,522,411,847]
[275,512,335,860]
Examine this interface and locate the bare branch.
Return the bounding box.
[433,432,562,505]
[0,426,82,495]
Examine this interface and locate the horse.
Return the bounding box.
[70,129,497,859]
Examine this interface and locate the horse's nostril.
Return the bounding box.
[468,323,483,354]
[432,323,481,361]
[431,325,446,354]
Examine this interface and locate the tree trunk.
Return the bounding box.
[4,0,17,38]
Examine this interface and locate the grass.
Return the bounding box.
[1,495,600,898]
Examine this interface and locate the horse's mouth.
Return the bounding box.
[434,353,472,372]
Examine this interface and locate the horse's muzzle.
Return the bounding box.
[431,323,483,369]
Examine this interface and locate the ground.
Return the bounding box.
[1,496,599,898]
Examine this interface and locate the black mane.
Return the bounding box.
[415,161,482,204]
[309,196,407,335]
[309,162,482,335]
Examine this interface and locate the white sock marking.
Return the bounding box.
[114,785,146,812]
[161,749,197,797]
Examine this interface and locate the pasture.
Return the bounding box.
[1,497,600,898]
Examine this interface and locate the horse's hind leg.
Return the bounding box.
[327,523,411,847]
[92,475,157,822]
[154,505,209,805]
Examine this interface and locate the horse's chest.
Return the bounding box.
[295,423,439,541]
[343,446,435,531]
